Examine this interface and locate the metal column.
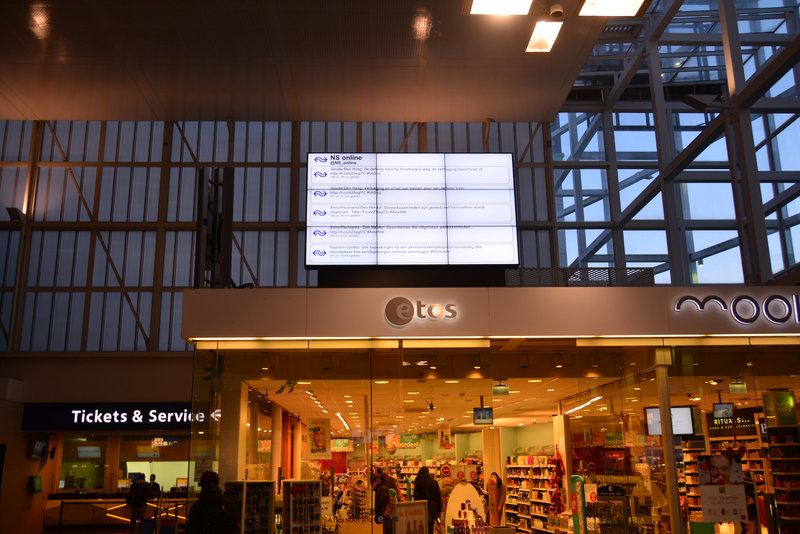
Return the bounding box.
[655,347,682,534]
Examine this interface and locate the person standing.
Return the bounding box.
[149,474,161,496]
[187,471,238,534]
[127,474,152,532]
[413,467,442,534]
[372,474,392,534]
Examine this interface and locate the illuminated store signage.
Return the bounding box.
[384,296,457,327]
[22,402,205,432]
[674,294,799,325]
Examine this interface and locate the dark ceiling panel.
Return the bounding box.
[0,0,608,122]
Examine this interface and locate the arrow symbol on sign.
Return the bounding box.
[210,409,221,421]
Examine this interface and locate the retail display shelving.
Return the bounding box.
[505,455,555,534]
[767,425,800,528]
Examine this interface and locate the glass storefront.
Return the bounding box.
[189,344,800,534]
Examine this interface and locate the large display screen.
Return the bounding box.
[305,153,519,266]
[645,406,695,436]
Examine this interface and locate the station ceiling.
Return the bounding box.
[0,0,608,122]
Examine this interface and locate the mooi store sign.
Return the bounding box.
[22,402,208,432]
[181,287,800,340]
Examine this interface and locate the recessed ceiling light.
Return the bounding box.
[547,388,556,392]
[510,390,520,394]
[344,395,351,398]
[297,381,311,385]
[349,412,358,415]
[579,0,647,17]
[404,400,415,403]
[375,380,389,384]
[528,379,542,383]
[445,380,460,384]
[526,21,563,53]
[470,0,533,15]
[408,392,420,395]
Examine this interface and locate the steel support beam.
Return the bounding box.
[649,39,692,284]
[721,0,773,284]
[603,0,685,109]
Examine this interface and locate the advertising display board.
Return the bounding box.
[306,153,519,266]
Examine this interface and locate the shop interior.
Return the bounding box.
[189,344,800,534]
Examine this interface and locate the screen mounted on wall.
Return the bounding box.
[305,153,519,266]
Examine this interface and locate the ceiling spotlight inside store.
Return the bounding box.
[548,2,564,18]
[402,360,412,366]
[554,355,564,369]
[528,379,542,383]
[415,360,428,366]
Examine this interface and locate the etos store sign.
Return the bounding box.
[22,402,208,432]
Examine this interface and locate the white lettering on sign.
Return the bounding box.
[69,408,204,425]
[674,294,800,325]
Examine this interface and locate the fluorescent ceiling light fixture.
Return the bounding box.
[445,380,460,384]
[470,0,533,15]
[374,380,389,384]
[402,339,490,349]
[579,0,647,17]
[526,21,562,53]
[336,412,350,431]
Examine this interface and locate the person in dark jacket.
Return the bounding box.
[413,466,442,534]
[187,471,238,534]
[372,474,392,534]
[128,474,152,532]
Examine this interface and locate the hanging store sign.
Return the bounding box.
[706,407,757,438]
[22,402,205,431]
[398,434,420,449]
[307,418,332,460]
[331,439,354,452]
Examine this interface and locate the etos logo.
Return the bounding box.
[385,297,457,328]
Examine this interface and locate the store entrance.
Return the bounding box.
[189,346,650,534]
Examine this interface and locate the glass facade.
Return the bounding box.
[2,0,800,533]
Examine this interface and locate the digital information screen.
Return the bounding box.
[306,153,519,266]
